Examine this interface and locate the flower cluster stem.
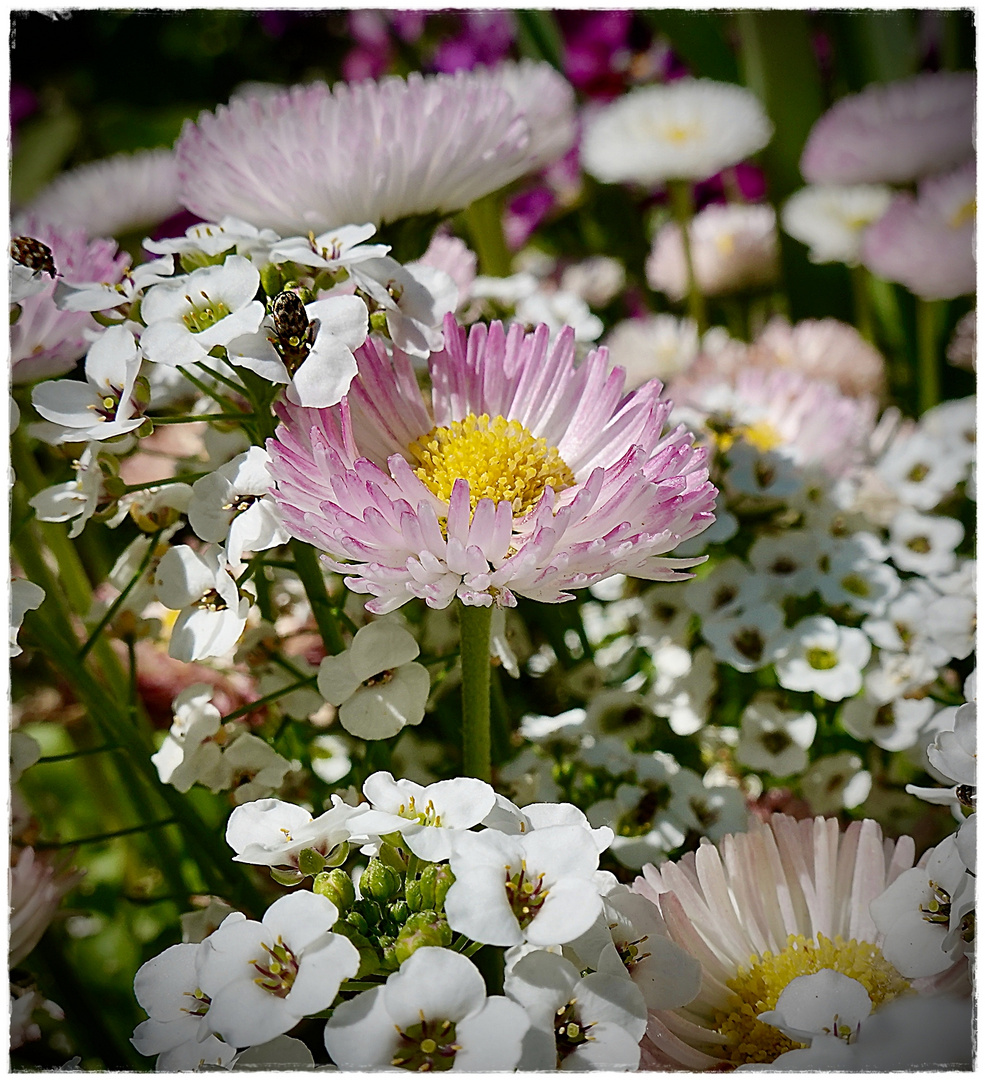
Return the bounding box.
[464,192,512,278]
[290,539,345,655]
[458,601,493,781]
[916,297,942,414]
[668,180,708,334]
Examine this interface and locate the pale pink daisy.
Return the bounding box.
[747,316,886,398]
[633,814,922,1068]
[800,71,975,185]
[10,218,129,384]
[860,160,975,301]
[267,315,717,613]
[25,148,183,239]
[177,62,575,235]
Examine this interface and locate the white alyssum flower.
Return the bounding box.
[923,586,975,661]
[324,946,530,1071]
[198,891,359,1048]
[735,698,817,775]
[684,557,764,620]
[648,643,716,736]
[748,532,820,600]
[861,582,950,666]
[481,797,615,856]
[155,545,251,661]
[188,446,288,568]
[514,287,604,343]
[317,619,430,740]
[887,508,963,576]
[151,684,227,793]
[921,395,976,468]
[781,184,894,265]
[355,771,496,862]
[876,428,967,511]
[800,752,872,815]
[702,601,786,673]
[559,255,626,308]
[32,325,145,444]
[927,700,976,786]
[774,615,871,700]
[10,580,45,657]
[268,223,390,271]
[505,949,647,1070]
[758,968,872,1046]
[144,216,281,265]
[53,254,175,316]
[815,533,901,616]
[863,650,937,705]
[841,694,936,752]
[226,293,368,408]
[869,833,973,978]
[445,824,605,947]
[140,256,265,368]
[28,443,108,539]
[225,796,366,872]
[131,941,236,1070]
[581,78,773,186]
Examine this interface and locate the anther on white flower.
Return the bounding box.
[316,620,430,741]
[140,255,265,368]
[154,545,252,661]
[505,949,647,1070]
[188,446,289,568]
[446,825,605,947]
[198,892,359,1048]
[32,325,146,444]
[356,771,495,862]
[324,946,530,1071]
[131,941,235,1071]
[774,615,871,700]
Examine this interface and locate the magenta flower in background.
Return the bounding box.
[800,70,975,184]
[432,11,516,73]
[267,315,716,613]
[10,216,129,384]
[559,9,634,98]
[861,160,975,301]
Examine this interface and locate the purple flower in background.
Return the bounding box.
[10,84,37,130]
[695,163,769,210]
[344,10,393,80]
[559,10,634,97]
[432,11,516,73]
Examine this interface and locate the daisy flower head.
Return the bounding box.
[267,315,717,614]
[633,813,920,1068]
[860,160,975,301]
[26,148,183,239]
[646,202,780,303]
[176,61,576,235]
[781,183,893,266]
[581,78,774,186]
[800,70,975,185]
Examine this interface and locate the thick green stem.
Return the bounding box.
[459,601,493,782]
[464,192,512,278]
[668,181,708,333]
[849,265,876,345]
[290,539,345,655]
[916,298,942,414]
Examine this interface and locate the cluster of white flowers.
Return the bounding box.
[131,772,703,1070]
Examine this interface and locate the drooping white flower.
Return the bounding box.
[781,184,893,265]
[927,700,976,786]
[445,824,605,947]
[316,619,430,740]
[355,771,496,862]
[131,941,236,1071]
[225,796,365,872]
[154,545,252,661]
[198,891,359,1048]
[10,580,45,657]
[324,946,530,1071]
[188,446,289,568]
[32,325,145,444]
[151,683,227,793]
[140,256,265,369]
[28,443,109,539]
[774,615,871,700]
[505,949,647,1070]
[144,216,281,265]
[735,698,816,775]
[581,78,773,186]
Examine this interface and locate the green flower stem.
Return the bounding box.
[35,819,177,849]
[916,297,942,414]
[150,412,257,424]
[464,192,512,278]
[289,539,345,655]
[668,180,708,334]
[221,675,318,723]
[38,744,119,764]
[849,265,876,344]
[459,601,493,782]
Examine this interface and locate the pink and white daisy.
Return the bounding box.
[10,217,129,384]
[800,71,975,185]
[26,148,183,239]
[633,813,922,1068]
[176,62,575,235]
[860,160,975,301]
[267,316,716,613]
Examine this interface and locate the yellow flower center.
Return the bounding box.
[409,413,575,519]
[949,198,975,229]
[741,421,784,453]
[714,932,910,1066]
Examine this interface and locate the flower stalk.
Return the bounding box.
[458,601,493,782]
[668,180,708,333]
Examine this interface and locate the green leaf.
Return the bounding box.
[514,10,565,71]
[643,12,739,83]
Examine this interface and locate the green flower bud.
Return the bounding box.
[103,476,127,499]
[420,863,455,911]
[353,898,383,927]
[332,919,380,979]
[314,868,355,911]
[378,838,409,871]
[388,900,410,926]
[369,310,389,334]
[405,879,426,913]
[360,858,402,903]
[345,911,370,936]
[297,847,327,877]
[393,911,452,965]
[180,247,234,273]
